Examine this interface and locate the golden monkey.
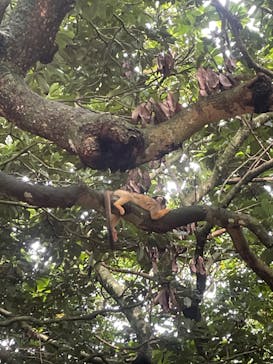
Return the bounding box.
[104,189,170,247]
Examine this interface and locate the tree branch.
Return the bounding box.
[0,307,94,360]
[0,170,88,208]
[2,0,75,73]
[0,66,272,170]
[205,206,273,248]
[183,117,254,205]
[95,262,152,361]
[226,176,273,184]
[0,307,119,327]
[1,170,272,248]
[212,0,273,78]
[222,158,273,207]
[1,170,273,290]
[227,226,273,291]
[0,0,10,23]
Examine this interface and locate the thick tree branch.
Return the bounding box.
[205,206,273,248]
[0,67,272,170]
[141,78,256,164]
[0,68,144,171]
[1,170,273,289]
[2,0,75,73]
[0,170,206,234]
[0,170,88,208]
[1,170,272,247]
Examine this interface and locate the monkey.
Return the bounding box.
[104,189,170,247]
[112,189,169,219]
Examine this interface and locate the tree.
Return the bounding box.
[0,0,273,363]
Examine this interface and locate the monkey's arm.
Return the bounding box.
[150,207,170,219]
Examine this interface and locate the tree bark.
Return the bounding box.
[1,170,273,290]
[0,1,272,171]
[1,170,273,248]
[228,226,273,291]
[0,0,10,23]
[2,0,75,73]
[0,67,271,170]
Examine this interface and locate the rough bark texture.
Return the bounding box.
[0,170,87,208]
[2,0,75,73]
[0,67,272,170]
[0,170,206,232]
[1,170,273,248]
[0,70,145,171]
[141,79,254,163]
[0,1,272,171]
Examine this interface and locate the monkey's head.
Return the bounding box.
[153,195,167,208]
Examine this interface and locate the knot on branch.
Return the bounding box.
[79,121,144,171]
[248,73,273,113]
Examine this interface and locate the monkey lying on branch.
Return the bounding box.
[104,190,170,247]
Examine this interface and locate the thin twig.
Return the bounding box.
[212,0,273,77]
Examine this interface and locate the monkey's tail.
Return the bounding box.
[104,190,114,249]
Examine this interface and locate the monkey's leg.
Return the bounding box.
[113,197,129,215]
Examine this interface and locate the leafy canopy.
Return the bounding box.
[1,0,273,363]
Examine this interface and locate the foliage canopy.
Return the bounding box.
[0,0,273,363]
